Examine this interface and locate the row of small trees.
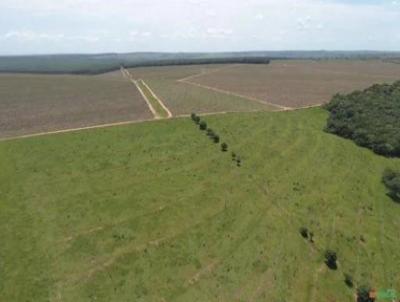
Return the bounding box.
[191,113,241,166]
[383,168,400,202]
[299,227,375,301]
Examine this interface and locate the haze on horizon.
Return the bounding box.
[0,0,399,55]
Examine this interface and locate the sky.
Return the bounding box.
[0,0,399,55]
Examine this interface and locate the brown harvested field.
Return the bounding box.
[0,73,152,138]
[188,60,400,108]
[128,65,279,114]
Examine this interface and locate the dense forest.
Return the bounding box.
[325,81,400,157]
[1,51,400,74]
[0,54,271,75]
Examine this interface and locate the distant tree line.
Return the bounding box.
[0,56,270,75]
[324,81,400,157]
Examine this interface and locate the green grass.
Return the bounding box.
[136,79,170,118]
[1,108,400,301]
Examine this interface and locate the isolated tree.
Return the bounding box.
[324,249,338,270]
[299,227,309,239]
[357,285,375,302]
[344,273,354,288]
[207,128,215,137]
[199,121,207,131]
[191,113,197,121]
[221,143,228,152]
[193,115,201,124]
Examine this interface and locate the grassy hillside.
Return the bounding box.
[1,108,399,301]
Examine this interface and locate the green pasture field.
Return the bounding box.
[1,108,400,301]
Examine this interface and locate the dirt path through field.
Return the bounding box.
[180,79,291,110]
[121,67,172,118]
[177,66,291,111]
[120,67,159,118]
[139,79,173,118]
[178,64,239,82]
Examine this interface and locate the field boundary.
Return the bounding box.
[177,64,240,82]
[0,106,323,142]
[179,78,291,111]
[176,65,291,111]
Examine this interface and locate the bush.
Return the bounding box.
[206,128,215,137]
[357,285,374,302]
[221,143,228,152]
[344,273,354,288]
[299,227,309,239]
[213,135,220,144]
[199,121,207,131]
[191,113,197,121]
[382,168,400,201]
[236,157,242,167]
[324,249,338,270]
[325,81,400,157]
[231,152,237,160]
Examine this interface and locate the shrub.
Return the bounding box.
[213,135,220,144]
[231,152,237,160]
[299,227,309,239]
[324,249,337,270]
[357,285,374,302]
[199,121,207,131]
[193,115,201,124]
[221,143,228,152]
[191,113,197,121]
[344,273,354,288]
[236,157,242,167]
[382,168,400,201]
[206,128,215,137]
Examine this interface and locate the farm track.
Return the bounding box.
[121,67,172,119]
[121,67,159,118]
[180,79,289,110]
[175,64,326,111]
[140,79,173,118]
